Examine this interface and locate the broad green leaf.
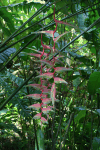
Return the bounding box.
[55,0,69,15]
[0,22,11,37]
[35,129,45,150]
[92,137,100,149]
[0,8,15,33]
[90,46,96,55]
[74,110,86,124]
[0,0,8,5]
[88,72,100,95]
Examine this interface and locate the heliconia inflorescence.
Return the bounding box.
[26,4,73,124]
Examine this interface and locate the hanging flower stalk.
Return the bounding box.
[26,4,73,124]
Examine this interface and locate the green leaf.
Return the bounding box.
[96,109,100,115]
[0,48,16,63]
[19,52,28,61]
[73,77,81,88]
[55,0,69,15]
[0,122,22,137]
[69,51,94,66]
[74,110,86,124]
[88,72,100,95]
[0,8,15,33]
[90,46,96,55]
[35,129,45,150]
[75,4,88,31]
[92,137,100,149]
[6,71,23,86]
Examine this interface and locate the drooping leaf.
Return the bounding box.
[35,128,45,150]
[88,72,100,95]
[92,137,100,150]
[74,110,86,124]
[0,8,15,33]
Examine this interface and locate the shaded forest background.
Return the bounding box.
[0,0,100,149]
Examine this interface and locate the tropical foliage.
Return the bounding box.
[0,0,100,149]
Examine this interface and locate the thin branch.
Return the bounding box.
[61,112,74,150]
